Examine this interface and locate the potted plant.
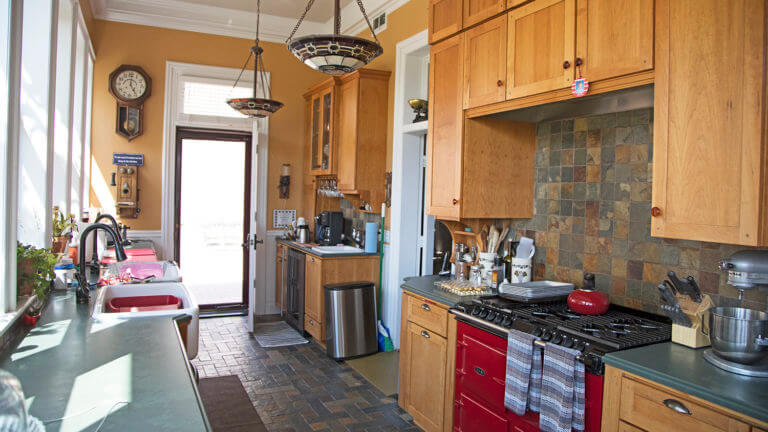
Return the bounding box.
[17,243,57,325]
[51,206,76,254]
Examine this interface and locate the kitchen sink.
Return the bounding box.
[92,282,199,359]
[311,245,365,254]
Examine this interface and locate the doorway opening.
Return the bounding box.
[175,127,252,312]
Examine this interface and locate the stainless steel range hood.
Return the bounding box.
[487,84,654,123]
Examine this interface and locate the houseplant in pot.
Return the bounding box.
[17,243,57,325]
[51,206,76,254]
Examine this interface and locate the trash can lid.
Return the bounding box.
[323,281,375,291]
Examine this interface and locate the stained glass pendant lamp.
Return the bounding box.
[227,0,283,117]
[286,0,383,75]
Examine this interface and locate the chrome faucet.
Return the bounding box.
[76,223,126,304]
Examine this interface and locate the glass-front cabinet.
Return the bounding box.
[307,84,335,175]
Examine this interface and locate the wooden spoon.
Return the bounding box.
[494,227,510,254]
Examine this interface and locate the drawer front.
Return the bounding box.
[406,294,448,337]
[305,314,323,342]
[619,377,750,432]
[455,322,507,410]
[618,421,644,432]
[454,391,508,432]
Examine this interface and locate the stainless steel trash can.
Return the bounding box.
[324,281,378,360]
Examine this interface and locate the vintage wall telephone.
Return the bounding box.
[111,153,142,218]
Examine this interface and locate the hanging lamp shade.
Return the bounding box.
[286,0,382,75]
[227,1,283,118]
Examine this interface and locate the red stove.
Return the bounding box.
[450,297,671,432]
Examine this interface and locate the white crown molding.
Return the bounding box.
[89,0,328,43]
[90,0,410,42]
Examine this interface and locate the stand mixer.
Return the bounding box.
[702,250,768,377]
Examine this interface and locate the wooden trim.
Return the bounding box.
[303,77,336,99]
[443,315,457,432]
[602,365,768,431]
[398,292,410,411]
[429,0,463,44]
[466,70,654,118]
[650,0,669,241]
[463,0,507,28]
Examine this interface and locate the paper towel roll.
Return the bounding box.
[365,222,378,254]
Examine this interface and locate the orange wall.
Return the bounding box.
[89,20,325,230]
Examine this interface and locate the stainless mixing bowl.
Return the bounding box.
[708,307,768,364]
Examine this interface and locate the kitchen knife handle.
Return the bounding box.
[663,399,692,415]
[700,313,709,336]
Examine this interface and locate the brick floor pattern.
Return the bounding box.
[191,316,420,432]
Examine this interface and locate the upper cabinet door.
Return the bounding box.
[463,0,507,28]
[309,86,335,176]
[336,78,359,193]
[426,36,464,221]
[429,0,463,44]
[652,0,768,246]
[506,0,576,99]
[575,0,653,83]
[463,15,507,109]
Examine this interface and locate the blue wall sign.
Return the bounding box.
[113,153,144,166]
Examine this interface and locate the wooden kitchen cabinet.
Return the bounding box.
[602,366,768,432]
[463,15,507,109]
[575,0,653,83]
[304,255,323,327]
[651,0,768,246]
[506,0,575,99]
[427,34,537,224]
[398,291,457,432]
[336,69,390,208]
[305,80,336,176]
[276,243,286,309]
[463,0,506,28]
[429,0,463,44]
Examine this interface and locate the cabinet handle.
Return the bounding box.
[651,206,662,217]
[310,257,315,262]
[473,366,486,376]
[496,80,504,87]
[663,399,692,415]
[575,57,583,67]
[421,303,431,311]
[421,330,430,339]
[309,319,314,325]
[452,198,459,205]
[563,60,571,69]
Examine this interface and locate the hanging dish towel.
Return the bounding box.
[539,343,586,432]
[504,328,540,415]
[528,342,543,412]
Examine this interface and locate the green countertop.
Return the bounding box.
[277,238,379,258]
[604,342,768,424]
[401,275,484,308]
[1,290,210,432]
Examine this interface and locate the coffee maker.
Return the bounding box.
[315,211,344,245]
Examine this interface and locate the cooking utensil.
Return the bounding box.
[493,226,509,254]
[487,225,499,254]
[667,271,702,302]
[707,307,768,365]
[567,272,610,315]
[657,282,693,327]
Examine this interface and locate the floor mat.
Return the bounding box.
[252,321,308,347]
[346,351,399,397]
[198,375,266,431]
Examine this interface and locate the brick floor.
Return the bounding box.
[191,316,420,432]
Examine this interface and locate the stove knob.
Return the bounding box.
[541,330,552,341]
[575,340,586,351]
[552,334,563,345]
[494,314,505,324]
[502,316,513,328]
[486,311,497,321]
[478,308,489,319]
[471,306,482,316]
[562,337,574,348]
[533,328,543,337]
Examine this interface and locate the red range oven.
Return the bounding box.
[454,321,604,432]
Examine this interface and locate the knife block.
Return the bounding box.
[671,294,714,348]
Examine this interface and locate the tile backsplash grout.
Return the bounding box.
[504,108,767,313]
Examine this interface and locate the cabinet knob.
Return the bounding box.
[421,330,430,339]
[310,257,315,262]
[575,57,583,67]
[651,206,662,217]
[563,60,571,69]
[421,303,431,311]
[496,80,504,87]
[452,198,459,205]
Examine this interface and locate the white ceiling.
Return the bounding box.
[179,0,355,22]
[90,0,406,43]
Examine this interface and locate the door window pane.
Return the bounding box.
[69,26,85,214]
[53,0,74,213]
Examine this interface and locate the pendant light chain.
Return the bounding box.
[285,0,379,44]
[286,0,317,43]
[355,0,380,44]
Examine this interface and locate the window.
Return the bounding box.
[52,0,74,213]
[178,75,256,130]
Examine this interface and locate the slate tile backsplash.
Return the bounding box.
[509,108,768,313]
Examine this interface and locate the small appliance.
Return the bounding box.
[567,272,610,315]
[315,211,343,245]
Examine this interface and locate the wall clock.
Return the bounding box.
[108,65,151,141]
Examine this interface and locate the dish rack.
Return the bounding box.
[434,280,493,296]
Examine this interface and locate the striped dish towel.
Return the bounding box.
[528,342,543,412]
[504,328,538,415]
[539,343,586,432]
